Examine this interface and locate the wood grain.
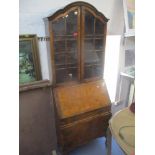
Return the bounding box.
[54,80,110,118]
[53,80,112,154]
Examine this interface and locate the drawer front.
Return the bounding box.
[59,112,111,152]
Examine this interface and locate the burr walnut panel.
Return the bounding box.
[54,80,110,118]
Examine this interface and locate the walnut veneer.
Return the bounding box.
[53,80,111,154]
[54,80,110,118]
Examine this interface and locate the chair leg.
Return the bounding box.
[106,127,112,155]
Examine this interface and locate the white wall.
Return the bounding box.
[20,0,124,35]
[19,0,124,80]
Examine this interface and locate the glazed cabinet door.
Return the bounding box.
[82,7,106,80]
[48,3,108,85]
[50,7,80,84]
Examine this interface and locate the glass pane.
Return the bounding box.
[95,19,104,34]
[66,10,78,35]
[55,64,66,70]
[84,51,103,65]
[84,65,103,79]
[85,11,95,35]
[84,39,94,51]
[84,51,101,65]
[67,63,77,68]
[56,67,78,83]
[67,52,77,64]
[84,49,104,79]
[67,40,77,52]
[67,68,78,81]
[52,17,65,36]
[84,66,92,78]
[95,39,103,50]
[56,69,67,83]
[95,51,103,63]
[55,54,66,65]
[54,40,65,53]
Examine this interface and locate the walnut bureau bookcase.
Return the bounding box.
[47,1,112,154]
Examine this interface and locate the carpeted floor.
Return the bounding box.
[69,137,124,155]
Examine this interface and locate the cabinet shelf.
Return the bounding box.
[85,49,104,52]
[54,34,76,37]
[54,51,77,55]
[54,38,77,41]
[54,34,104,37]
[56,67,77,70]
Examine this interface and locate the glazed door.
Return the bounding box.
[50,5,107,84]
[51,7,80,83]
[82,7,106,80]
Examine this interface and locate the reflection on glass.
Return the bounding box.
[95,39,103,50]
[67,52,77,64]
[84,65,102,79]
[96,51,103,63]
[67,40,77,52]
[52,18,65,36]
[84,50,103,78]
[55,54,66,65]
[84,39,94,51]
[84,11,104,79]
[54,40,65,53]
[84,51,101,64]
[56,67,78,83]
[56,69,67,83]
[66,10,78,34]
[84,51,103,65]
[67,63,77,68]
[85,11,95,35]
[95,19,104,34]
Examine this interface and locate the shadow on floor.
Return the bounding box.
[69,137,124,155]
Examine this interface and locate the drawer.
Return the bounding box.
[59,112,111,151]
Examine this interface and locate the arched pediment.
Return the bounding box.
[47,1,109,22]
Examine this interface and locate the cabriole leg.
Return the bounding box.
[106,127,112,155]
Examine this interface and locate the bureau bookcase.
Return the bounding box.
[47,2,112,154]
